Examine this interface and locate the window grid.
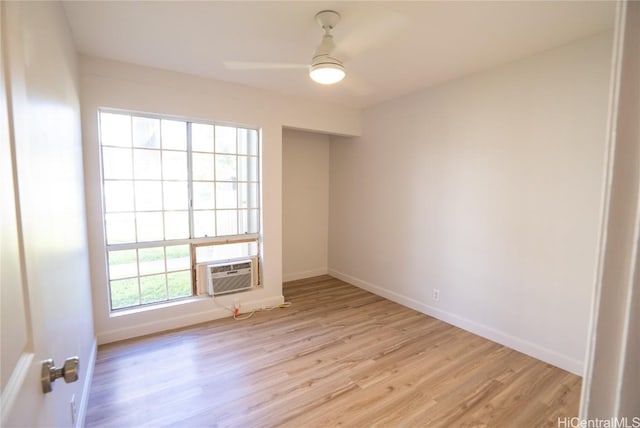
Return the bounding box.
[99,110,260,311]
[107,245,192,309]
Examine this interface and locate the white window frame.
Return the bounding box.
[98,108,261,311]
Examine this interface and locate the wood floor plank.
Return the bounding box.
[85,275,581,427]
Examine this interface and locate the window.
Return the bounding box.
[99,110,260,310]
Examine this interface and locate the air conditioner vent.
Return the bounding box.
[210,265,231,274]
[204,257,258,296]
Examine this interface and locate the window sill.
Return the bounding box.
[109,295,210,318]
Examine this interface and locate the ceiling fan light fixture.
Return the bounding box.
[309,59,345,85]
[308,10,345,85]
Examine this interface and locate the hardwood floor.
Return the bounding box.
[86,276,581,427]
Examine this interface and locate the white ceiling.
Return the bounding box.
[62,1,615,109]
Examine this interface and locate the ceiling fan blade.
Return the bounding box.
[223,61,308,70]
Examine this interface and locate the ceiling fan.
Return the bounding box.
[223,10,349,86]
[308,10,345,84]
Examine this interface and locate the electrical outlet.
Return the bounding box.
[70,394,77,425]
[432,289,440,302]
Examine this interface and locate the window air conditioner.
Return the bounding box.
[205,257,258,296]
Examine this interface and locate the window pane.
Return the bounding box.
[102,147,133,179]
[168,271,191,299]
[237,128,258,155]
[133,149,161,180]
[110,278,139,309]
[192,123,213,152]
[133,117,160,149]
[248,183,258,208]
[215,154,236,181]
[166,245,190,271]
[163,181,188,210]
[193,182,215,209]
[238,182,258,209]
[192,153,214,181]
[247,129,258,155]
[161,120,187,150]
[140,274,167,304]
[105,212,136,244]
[138,247,165,275]
[193,210,215,237]
[135,181,163,211]
[195,242,257,263]
[238,210,249,235]
[237,128,248,155]
[237,156,258,182]
[237,155,247,182]
[217,210,238,236]
[238,183,247,209]
[248,209,259,233]
[100,113,131,147]
[104,180,134,212]
[136,212,164,242]
[238,210,259,234]
[215,126,236,154]
[162,151,187,180]
[216,182,237,209]
[164,211,189,240]
[247,156,258,181]
[108,249,138,280]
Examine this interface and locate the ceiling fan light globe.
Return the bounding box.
[309,63,345,85]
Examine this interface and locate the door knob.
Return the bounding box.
[41,356,79,394]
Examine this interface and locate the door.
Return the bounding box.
[581,0,640,418]
[0,4,45,424]
[1,2,95,426]
[0,3,37,425]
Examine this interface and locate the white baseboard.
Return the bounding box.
[328,268,583,376]
[97,295,284,345]
[76,338,97,428]
[283,268,328,282]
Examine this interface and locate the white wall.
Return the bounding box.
[282,129,330,281]
[329,33,613,375]
[80,57,360,344]
[2,2,95,426]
